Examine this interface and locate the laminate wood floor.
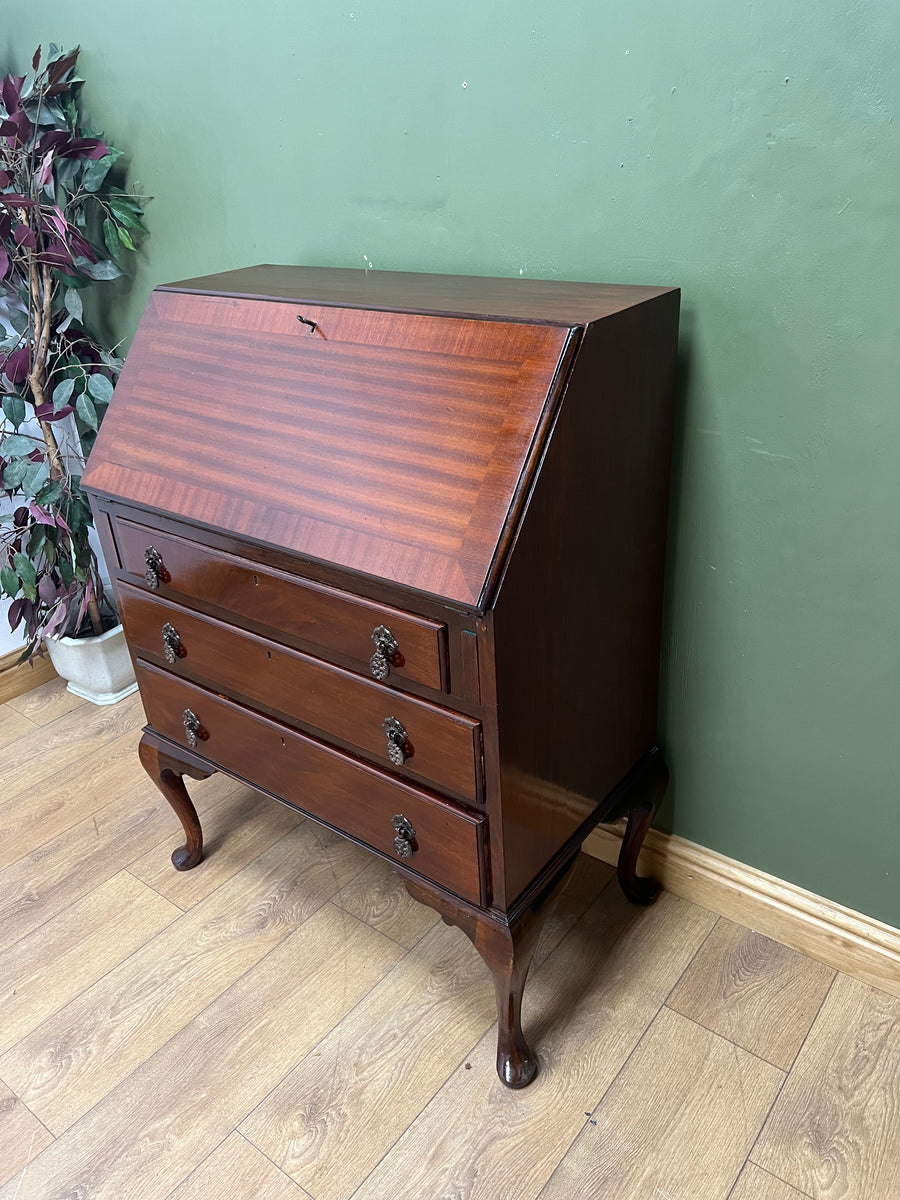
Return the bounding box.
[1,679,898,1200]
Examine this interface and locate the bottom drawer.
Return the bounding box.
[136,661,486,905]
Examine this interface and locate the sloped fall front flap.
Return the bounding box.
[83,287,574,608]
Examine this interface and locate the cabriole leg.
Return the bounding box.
[615,747,669,906]
[138,733,211,870]
[404,856,576,1088]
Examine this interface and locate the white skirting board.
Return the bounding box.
[584,823,900,1000]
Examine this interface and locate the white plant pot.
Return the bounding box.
[46,623,138,705]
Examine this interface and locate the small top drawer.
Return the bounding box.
[112,517,447,691]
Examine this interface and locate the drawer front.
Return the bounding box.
[136,662,486,904]
[113,518,447,691]
[119,584,481,803]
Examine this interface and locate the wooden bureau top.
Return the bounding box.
[83,267,675,609]
[164,264,677,327]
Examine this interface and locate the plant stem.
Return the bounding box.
[27,261,65,481]
[87,595,103,636]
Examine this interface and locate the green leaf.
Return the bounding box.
[75,391,99,430]
[59,556,74,587]
[108,197,148,233]
[2,434,34,457]
[54,270,90,290]
[8,306,29,335]
[53,378,76,412]
[102,218,120,264]
[86,373,113,404]
[26,526,47,559]
[75,256,124,281]
[117,225,136,252]
[0,565,18,598]
[35,479,64,506]
[82,148,123,193]
[64,288,83,323]
[12,553,36,589]
[21,460,50,497]
[2,459,28,488]
[2,394,26,430]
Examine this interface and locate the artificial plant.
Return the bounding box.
[0,44,147,659]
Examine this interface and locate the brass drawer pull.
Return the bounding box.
[382,716,409,766]
[162,622,183,664]
[182,708,204,749]
[391,813,416,858]
[370,624,398,681]
[144,546,166,589]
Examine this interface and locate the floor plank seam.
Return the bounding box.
[744,968,839,1177]
[0,846,147,961]
[661,912,722,1007]
[20,892,354,1145]
[0,1079,55,1142]
[659,1003,792,1074]
[239,1130,317,1199]
[342,1037,485,1200]
[159,1128,235,1200]
[237,908,417,1150]
[121,866,190,912]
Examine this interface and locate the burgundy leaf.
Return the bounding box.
[0,245,8,280]
[38,574,59,605]
[0,193,37,209]
[44,600,69,639]
[36,150,54,187]
[0,75,24,113]
[1,109,32,146]
[8,596,26,631]
[47,48,79,88]
[48,204,68,237]
[3,346,30,383]
[68,228,97,262]
[29,502,57,527]
[75,577,93,630]
[14,223,36,249]
[32,46,42,72]
[35,403,74,422]
[37,240,74,268]
[37,130,69,156]
[0,169,8,187]
[61,137,109,161]
[13,506,29,528]
[27,448,45,463]
[54,511,71,534]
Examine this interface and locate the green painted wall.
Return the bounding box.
[7,2,898,922]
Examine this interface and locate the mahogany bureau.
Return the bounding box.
[83,265,680,1088]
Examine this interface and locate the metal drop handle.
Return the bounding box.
[382,716,409,766]
[370,624,398,681]
[392,813,416,859]
[144,546,165,590]
[182,708,203,749]
[162,622,182,664]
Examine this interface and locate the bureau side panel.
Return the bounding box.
[491,292,681,906]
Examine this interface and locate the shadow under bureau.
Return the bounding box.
[83,265,680,1087]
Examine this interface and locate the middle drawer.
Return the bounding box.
[118,583,482,803]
